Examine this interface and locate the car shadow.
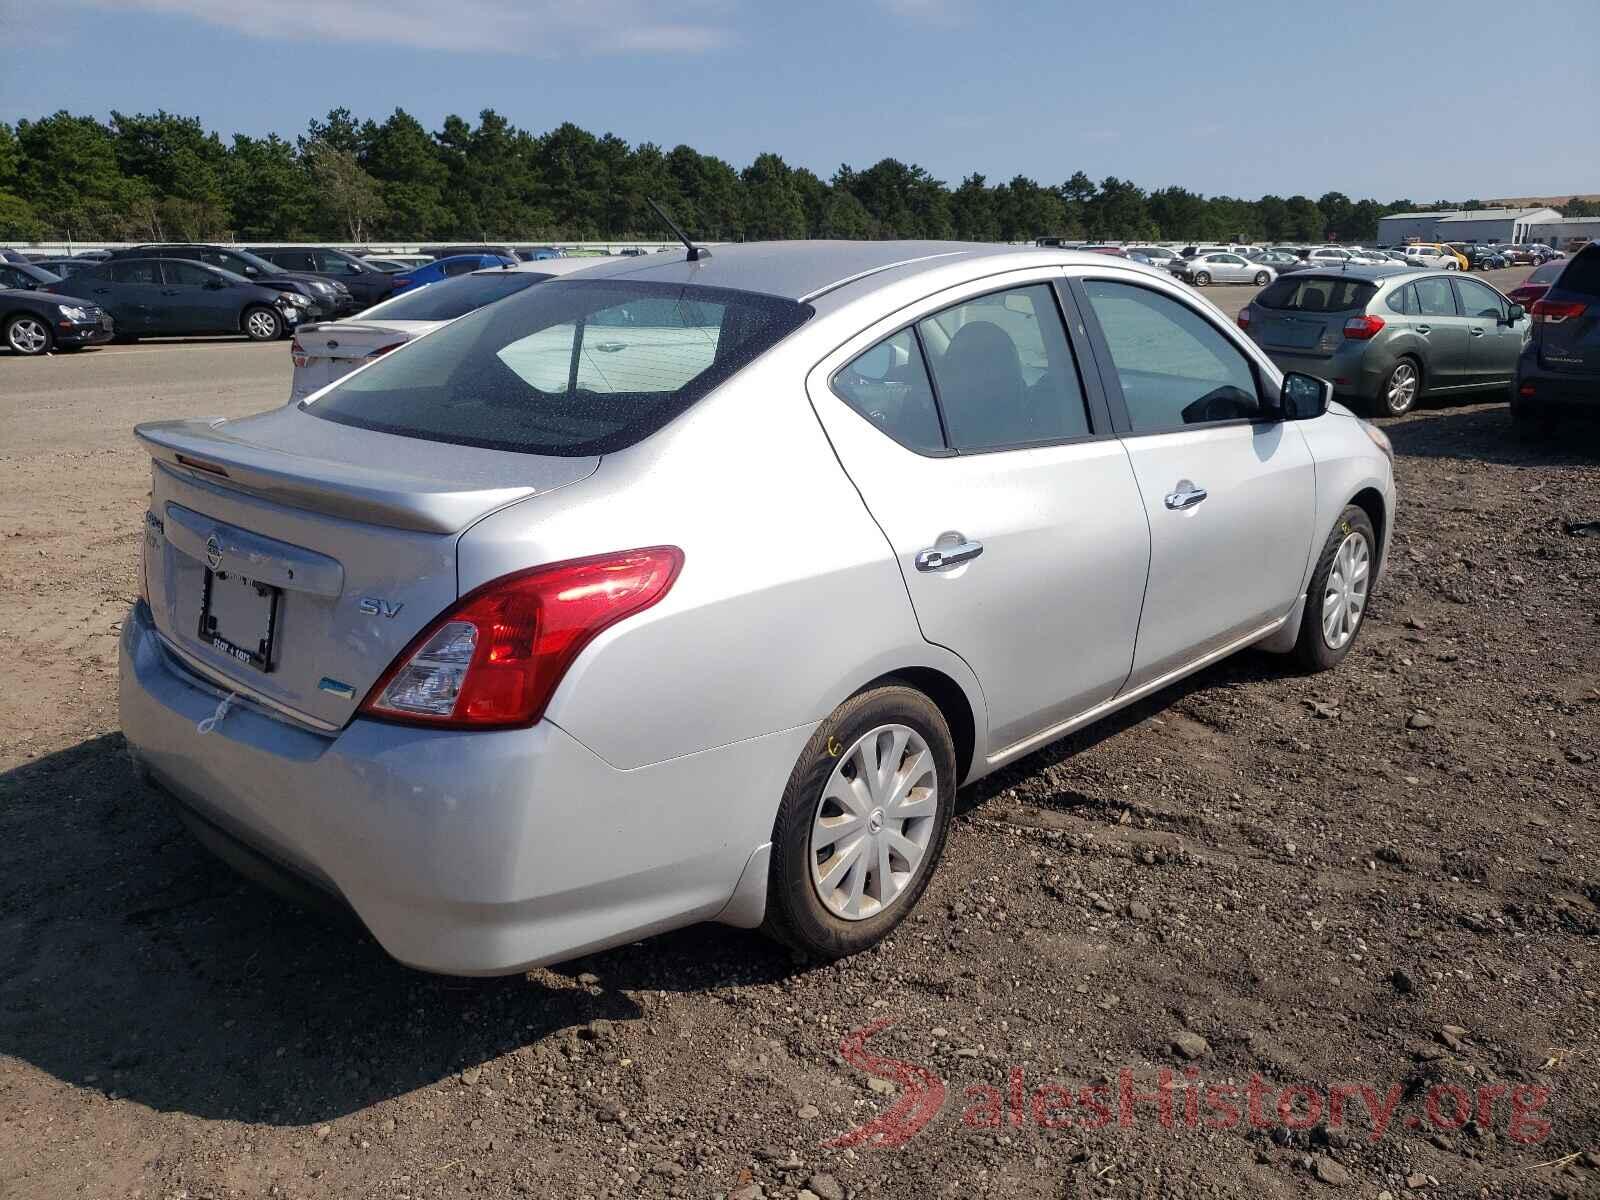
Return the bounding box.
[956,647,1286,815]
[1383,402,1600,467]
[0,733,798,1126]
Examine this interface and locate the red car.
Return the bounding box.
[1507,260,1566,309]
[1081,245,1129,256]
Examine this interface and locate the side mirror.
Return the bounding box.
[1279,372,1332,421]
[1503,303,1525,324]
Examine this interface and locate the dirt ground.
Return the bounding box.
[2,292,1598,1199]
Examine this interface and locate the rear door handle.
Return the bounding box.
[1165,483,1209,510]
[1468,327,1485,337]
[1415,324,1431,334]
[915,539,983,572]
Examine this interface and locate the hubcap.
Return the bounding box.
[9,318,47,354]
[1386,363,1418,413]
[810,724,938,922]
[1321,531,1370,650]
[248,312,276,338]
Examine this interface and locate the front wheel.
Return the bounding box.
[1295,505,1376,672]
[242,306,283,341]
[1253,271,1270,286]
[5,314,53,355]
[763,683,956,960]
[1192,271,1210,287]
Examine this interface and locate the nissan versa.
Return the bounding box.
[120,241,1397,975]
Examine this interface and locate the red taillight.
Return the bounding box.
[1519,384,1535,397]
[365,340,408,358]
[290,337,306,367]
[1343,314,1386,340]
[1236,308,1250,329]
[392,276,414,289]
[1531,299,1586,324]
[361,547,684,729]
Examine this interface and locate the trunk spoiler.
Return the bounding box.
[135,417,557,534]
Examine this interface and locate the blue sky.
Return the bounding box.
[2,0,1594,203]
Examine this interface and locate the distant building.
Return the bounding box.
[1375,211,1452,245]
[1524,215,1600,249]
[1378,207,1562,245]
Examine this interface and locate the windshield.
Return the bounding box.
[362,271,548,322]
[1254,276,1378,313]
[308,279,813,456]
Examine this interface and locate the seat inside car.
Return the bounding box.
[937,320,1032,445]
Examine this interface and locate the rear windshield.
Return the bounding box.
[308,279,812,456]
[1254,276,1378,313]
[1555,245,1600,296]
[366,271,547,322]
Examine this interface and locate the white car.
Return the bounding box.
[288,259,598,402]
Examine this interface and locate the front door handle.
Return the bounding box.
[915,538,983,572]
[1468,327,1485,337]
[1415,323,1431,334]
[1165,482,1209,510]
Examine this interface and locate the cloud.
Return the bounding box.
[62,0,735,55]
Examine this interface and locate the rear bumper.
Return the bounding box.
[1262,345,1383,400]
[119,601,806,974]
[1516,354,1600,408]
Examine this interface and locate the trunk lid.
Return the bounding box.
[289,319,443,401]
[137,405,598,728]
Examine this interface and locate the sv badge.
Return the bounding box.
[358,597,404,619]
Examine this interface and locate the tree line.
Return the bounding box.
[1,107,1593,246]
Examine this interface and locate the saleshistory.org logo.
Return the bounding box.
[826,1020,1553,1149]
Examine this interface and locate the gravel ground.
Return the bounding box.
[2,282,1598,1199]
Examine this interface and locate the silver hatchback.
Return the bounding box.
[121,242,1396,974]
[1239,265,1529,416]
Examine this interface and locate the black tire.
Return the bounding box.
[762,682,956,960]
[242,306,283,342]
[4,313,54,356]
[1372,356,1422,418]
[1193,271,1211,286]
[1253,271,1270,286]
[1294,505,1376,672]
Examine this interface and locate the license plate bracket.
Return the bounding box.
[199,569,280,672]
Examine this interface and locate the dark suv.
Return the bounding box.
[1513,242,1600,429]
[110,244,353,318]
[248,246,395,309]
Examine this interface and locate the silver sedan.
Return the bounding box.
[1173,250,1277,286]
[121,241,1396,974]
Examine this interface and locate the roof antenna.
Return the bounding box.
[647,197,711,262]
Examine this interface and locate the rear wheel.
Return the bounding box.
[1253,271,1270,286]
[1375,357,1421,417]
[4,314,53,356]
[1295,505,1376,672]
[243,306,282,341]
[1193,271,1211,286]
[763,682,956,960]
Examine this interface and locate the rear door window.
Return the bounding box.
[832,329,945,453]
[313,250,360,275]
[442,258,483,277]
[916,284,1092,450]
[1384,285,1416,315]
[110,260,160,284]
[1413,277,1458,317]
[310,280,811,456]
